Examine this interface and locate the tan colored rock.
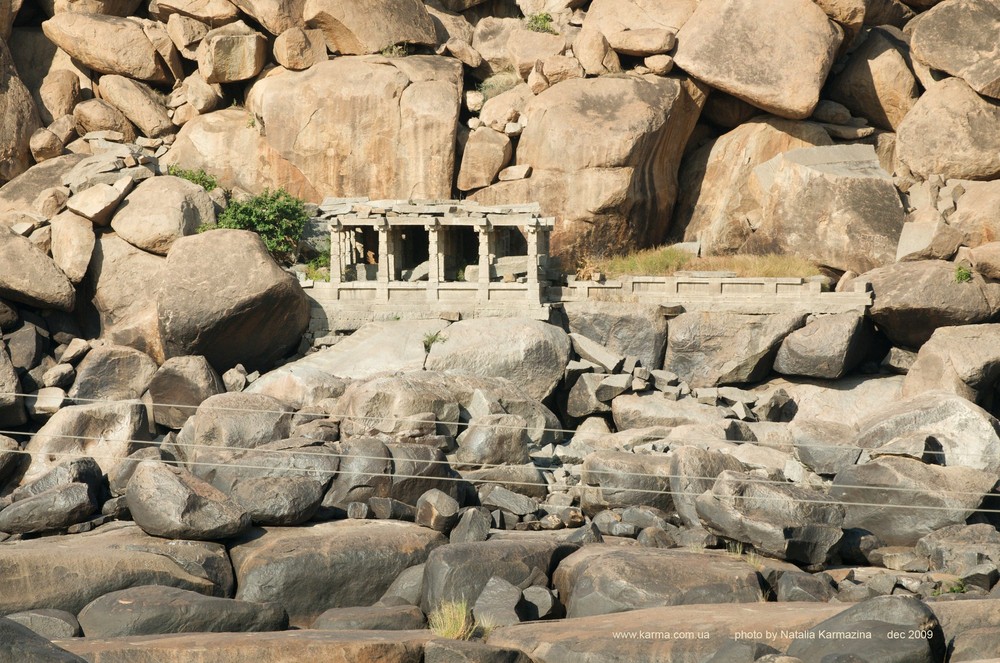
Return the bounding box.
[479,83,533,131]
[99,74,174,138]
[73,99,138,142]
[583,0,697,37]
[674,0,842,119]
[950,181,1000,247]
[746,144,904,273]
[677,116,832,255]
[911,0,1000,99]
[65,177,132,226]
[0,0,22,41]
[896,78,1000,181]
[541,54,584,83]
[166,13,209,59]
[247,56,462,201]
[471,17,521,75]
[0,153,85,216]
[111,176,216,255]
[157,0,240,25]
[895,219,965,261]
[444,38,482,68]
[273,27,327,70]
[9,28,94,116]
[826,26,919,131]
[50,211,95,284]
[474,75,707,260]
[86,233,166,359]
[0,40,42,184]
[457,128,512,192]
[644,54,674,75]
[0,225,76,311]
[197,20,268,83]
[229,0,305,35]
[34,186,70,219]
[968,242,1000,281]
[605,28,675,56]
[38,69,81,126]
[161,109,319,202]
[425,1,475,45]
[506,29,565,78]
[141,17,186,82]
[572,27,621,76]
[37,0,143,14]
[41,14,171,83]
[304,0,437,55]
[181,71,225,114]
[30,128,64,163]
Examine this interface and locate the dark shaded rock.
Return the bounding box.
[450,506,491,544]
[0,482,97,534]
[379,563,425,607]
[369,497,417,522]
[3,609,80,639]
[77,585,288,637]
[473,576,522,626]
[126,461,250,540]
[776,570,836,602]
[147,355,224,429]
[230,476,325,525]
[480,484,537,516]
[312,604,426,630]
[580,450,673,516]
[229,521,446,626]
[0,617,86,663]
[424,639,534,663]
[561,301,668,372]
[455,414,530,467]
[773,312,872,379]
[68,344,158,402]
[416,488,461,533]
[553,546,763,618]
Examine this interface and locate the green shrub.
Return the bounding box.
[216,189,308,264]
[380,43,409,57]
[956,265,973,283]
[525,12,556,34]
[306,249,331,281]
[166,165,219,192]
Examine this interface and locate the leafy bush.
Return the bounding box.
[525,12,556,34]
[216,189,308,264]
[956,265,973,283]
[306,249,331,281]
[166,165,219,192]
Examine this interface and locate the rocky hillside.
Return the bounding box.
[4,0,996,264]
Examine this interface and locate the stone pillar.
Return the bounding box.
[477,225,495,302]
[526,224,541,304]
[330,222,344,283]
[427,223,442,302]
[376,221,390,302]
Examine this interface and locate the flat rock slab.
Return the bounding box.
[229,521,446,627]
[58,629,431,663]
[0,522,233,616]
[488,602,848,663]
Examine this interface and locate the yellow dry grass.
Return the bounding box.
[579,246,821,279]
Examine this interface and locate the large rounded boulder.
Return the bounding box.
[156,230,310,372]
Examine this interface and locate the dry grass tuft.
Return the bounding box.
[579,245,821,280]
[429,600,476,640]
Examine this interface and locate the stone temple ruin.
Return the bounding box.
[303,198,875,343]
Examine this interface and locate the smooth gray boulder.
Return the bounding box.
[553,546,763,618]
[901,324,1000,406]
[831,456,996,546]
[311,605,426,631]
[157,230,310,372]
[696,470,845,564]
[910,0,1000,99]
[0,482,97,534]
[0,618,86,663]
[864,259,996,348]
[665,311,805,387]
[611,393,724,430]
[229,520,446,626]
[0,225,75,311]
[67,344,158,402]
[562,301,668,370]
[455,414,531,467]
[187,392,293,465]
[773,312,872,379]
[230,476,326,526]
[473,576,522,627]
[580,450,674,516]
[111,176,215,254]
[3,610,80,640]
[425,317,571,401]
[146,355,225,429]
[77,585,288,637]
[126,461,251,540]
[854,391,1000,473]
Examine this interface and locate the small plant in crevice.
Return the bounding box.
[423,330,446,353]
[428,600,475,640]
[956,265,973,283]
[380,43,409,58]
[166,165,219,192]
[215,188,308,265]
[525,12,556,34]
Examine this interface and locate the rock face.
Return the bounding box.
[673,0,841,119]
[896,78,1000,181]
[562,301,667,371]
[910,0,1000,99]
[304,0,436,54]
[157,230,310,372]
[773,312,870,379]
[126,461,251,540]
[745,144,905,273]
[0,40,41,184]
[147,355,224,429]
[0,618,86,663]
[68,344,158,401]
[0,226,75,311]
[902,325,1000,406]
[197,21,268,84]
[111,176,215,255]
[471,74,706,259]
[665,311,805,387]
[864,260,996,348]
[425,317,570,401]
[677,116,832,255]
[229,521,446,626]
[77,586,288,637]
[247,56,461,201]
[41,14,171,83]
[50,213,95,285]
[0,522,234,616]
[553,547,763,618]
